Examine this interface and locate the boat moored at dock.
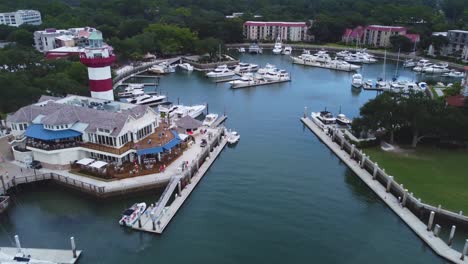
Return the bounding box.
[351,73,363,89]
[206,65,235,78]
[119,202,147,227]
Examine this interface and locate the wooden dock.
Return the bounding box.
[0,247,81,264]
[213,77,239,83]
[211,115,228,128]
[231,78,291,89]
[131,129,227,234]
[301,116,468,264]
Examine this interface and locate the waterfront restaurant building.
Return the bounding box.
[243,21,308,41]
[6,95,181,169]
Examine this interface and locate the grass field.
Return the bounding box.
[364,146,468,213]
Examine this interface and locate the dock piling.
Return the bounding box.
[138,218,142,228]
[448,225,456,247]
[372,163,378,180]
[350,144,355,158]
[460,211,463,216]
[14,235,21,253]
[70,237,77,258]
[177,181,182,196]
[360,154,366,168]
[386,176,393,192]
[427,211,435,231]
[402,189,408,207]
[303,107,307,118]
[434,224,441,237]
[462,239,468,260]
[151,212,156,231]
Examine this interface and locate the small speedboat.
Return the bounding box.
[363,79,373,89]
[403,59,416,68]
[119,202,147,227]
[202,113,219,127]
[272,37,282,55]
[227,130,240,144]
[238,47,246,53]
[336,114,352,126]
[178,63,194,71]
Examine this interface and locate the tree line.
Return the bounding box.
[352,90,468,148]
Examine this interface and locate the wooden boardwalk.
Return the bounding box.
[0,247,81,264]
[301,116,468,264]
[132,133,227,234]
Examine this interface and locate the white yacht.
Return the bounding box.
[442,70,464,78]
[119,202,147,227]
[248,43,263,54]
[351,74,363,88]
[174,104,207,119]
[257,63,276,75]
[403,59,416,68]
[390,81,419,92]
[202,113,219,127]
[272,37,283,55]
[118,84,145,98]
[422,63,450,74]
[178,63,194,71]
[206,65,235,78]
[226,130,240,145]
[327,59,361,71]
[282,46,292,55]
[158,103,180,119]
[238,47,246,53]
[263,69,290,82]
[336,114,352,126]
[159,61,176,73]
[148,64,167,74]
[413,62,432,72]
[127,94,166,106]
[234,62,259,74]
[291,55,360,71]
[416,59,431,67]
[336,50,350,57]
[376,79,391,90]
[312,111,336,124]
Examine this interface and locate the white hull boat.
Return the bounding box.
[127,94,166,106]
[442,70,464,78]
[202,113,219,127]
[178,63,194,71]
[351,73,363,88]
[174,104,206,119]
[118,84,145,98]
[272,37,282,55]
[206,65,235,78]
[263,69,290,82]
[119,202,146,227]
[226,130,240,144]
[257,63,276,75]
[282,46,292,55]
[234,62,259,74]
[336,114,352,126]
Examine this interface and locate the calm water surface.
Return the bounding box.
[0,53,451,263]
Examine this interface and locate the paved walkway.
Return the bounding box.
[301,117,467,264]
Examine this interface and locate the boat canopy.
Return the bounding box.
[25,124,82,141]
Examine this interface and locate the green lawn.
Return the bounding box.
[364,146,468,213]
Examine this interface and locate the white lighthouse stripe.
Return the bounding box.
[87,66,112,80]
[91,90,114,101]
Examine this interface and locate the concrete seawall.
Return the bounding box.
[301,116,468,264]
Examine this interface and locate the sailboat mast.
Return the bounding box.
[395,48,400,78]
[383,50,387,81]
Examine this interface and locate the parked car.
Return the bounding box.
[28,160,42,170]
[200,139,207,148]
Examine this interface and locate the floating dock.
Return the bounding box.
[300,115,468,264]
[211,115,228,128]
[231,78,290,89]
[131,129,227,234]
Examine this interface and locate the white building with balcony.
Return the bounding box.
[243,21,309,42]
[0,10,42,27]
[6,95,181,169]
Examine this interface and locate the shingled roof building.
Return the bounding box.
[7,95,160,168]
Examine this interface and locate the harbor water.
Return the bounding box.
[1,53,460,263]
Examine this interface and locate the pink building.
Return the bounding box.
[342,26,365,44]
[243,21,308,41]
[342,25,420,48]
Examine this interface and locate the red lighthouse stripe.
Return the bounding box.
[89,79,113,92]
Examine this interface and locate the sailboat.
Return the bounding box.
[376,50,390,90]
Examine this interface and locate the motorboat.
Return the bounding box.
[119,202,147,227]
[291,55,360,71]
[159,61,176,73]
[413,62,432,72]
[327,59,361,71]
[422,63,450,74]
[206,65,235,78]
[257,63,276,75]
[0,196,10,214]
[312,111,336,124]
[127,94,166,106]
[282,46,292,55]
[248,43,263,54]
[202,113,219,127]
[442,70,464,78]
[390,81,419,92]
[238,47,246,53]
[416,59,431,67]
[336,114,352,126]
[174,104,207,119]
[118,84,145,98]
[178,63,194,71]
[234,62,259,74]
[263,69,290,82]
[272,37,283,55]
[226,130,240,144]
[351,73,363,88]
[336,50,350,57]
[363,79,373,89]
[376,79,391,90]
[229,73,264,88]
[148,64,167,74]
[302,49,311,55]
[403,59,416,68]
[158,103,180,118]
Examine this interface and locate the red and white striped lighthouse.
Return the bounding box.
[80,31,115,101]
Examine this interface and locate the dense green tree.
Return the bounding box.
[7,29,33,47]
[390,35,414,52]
